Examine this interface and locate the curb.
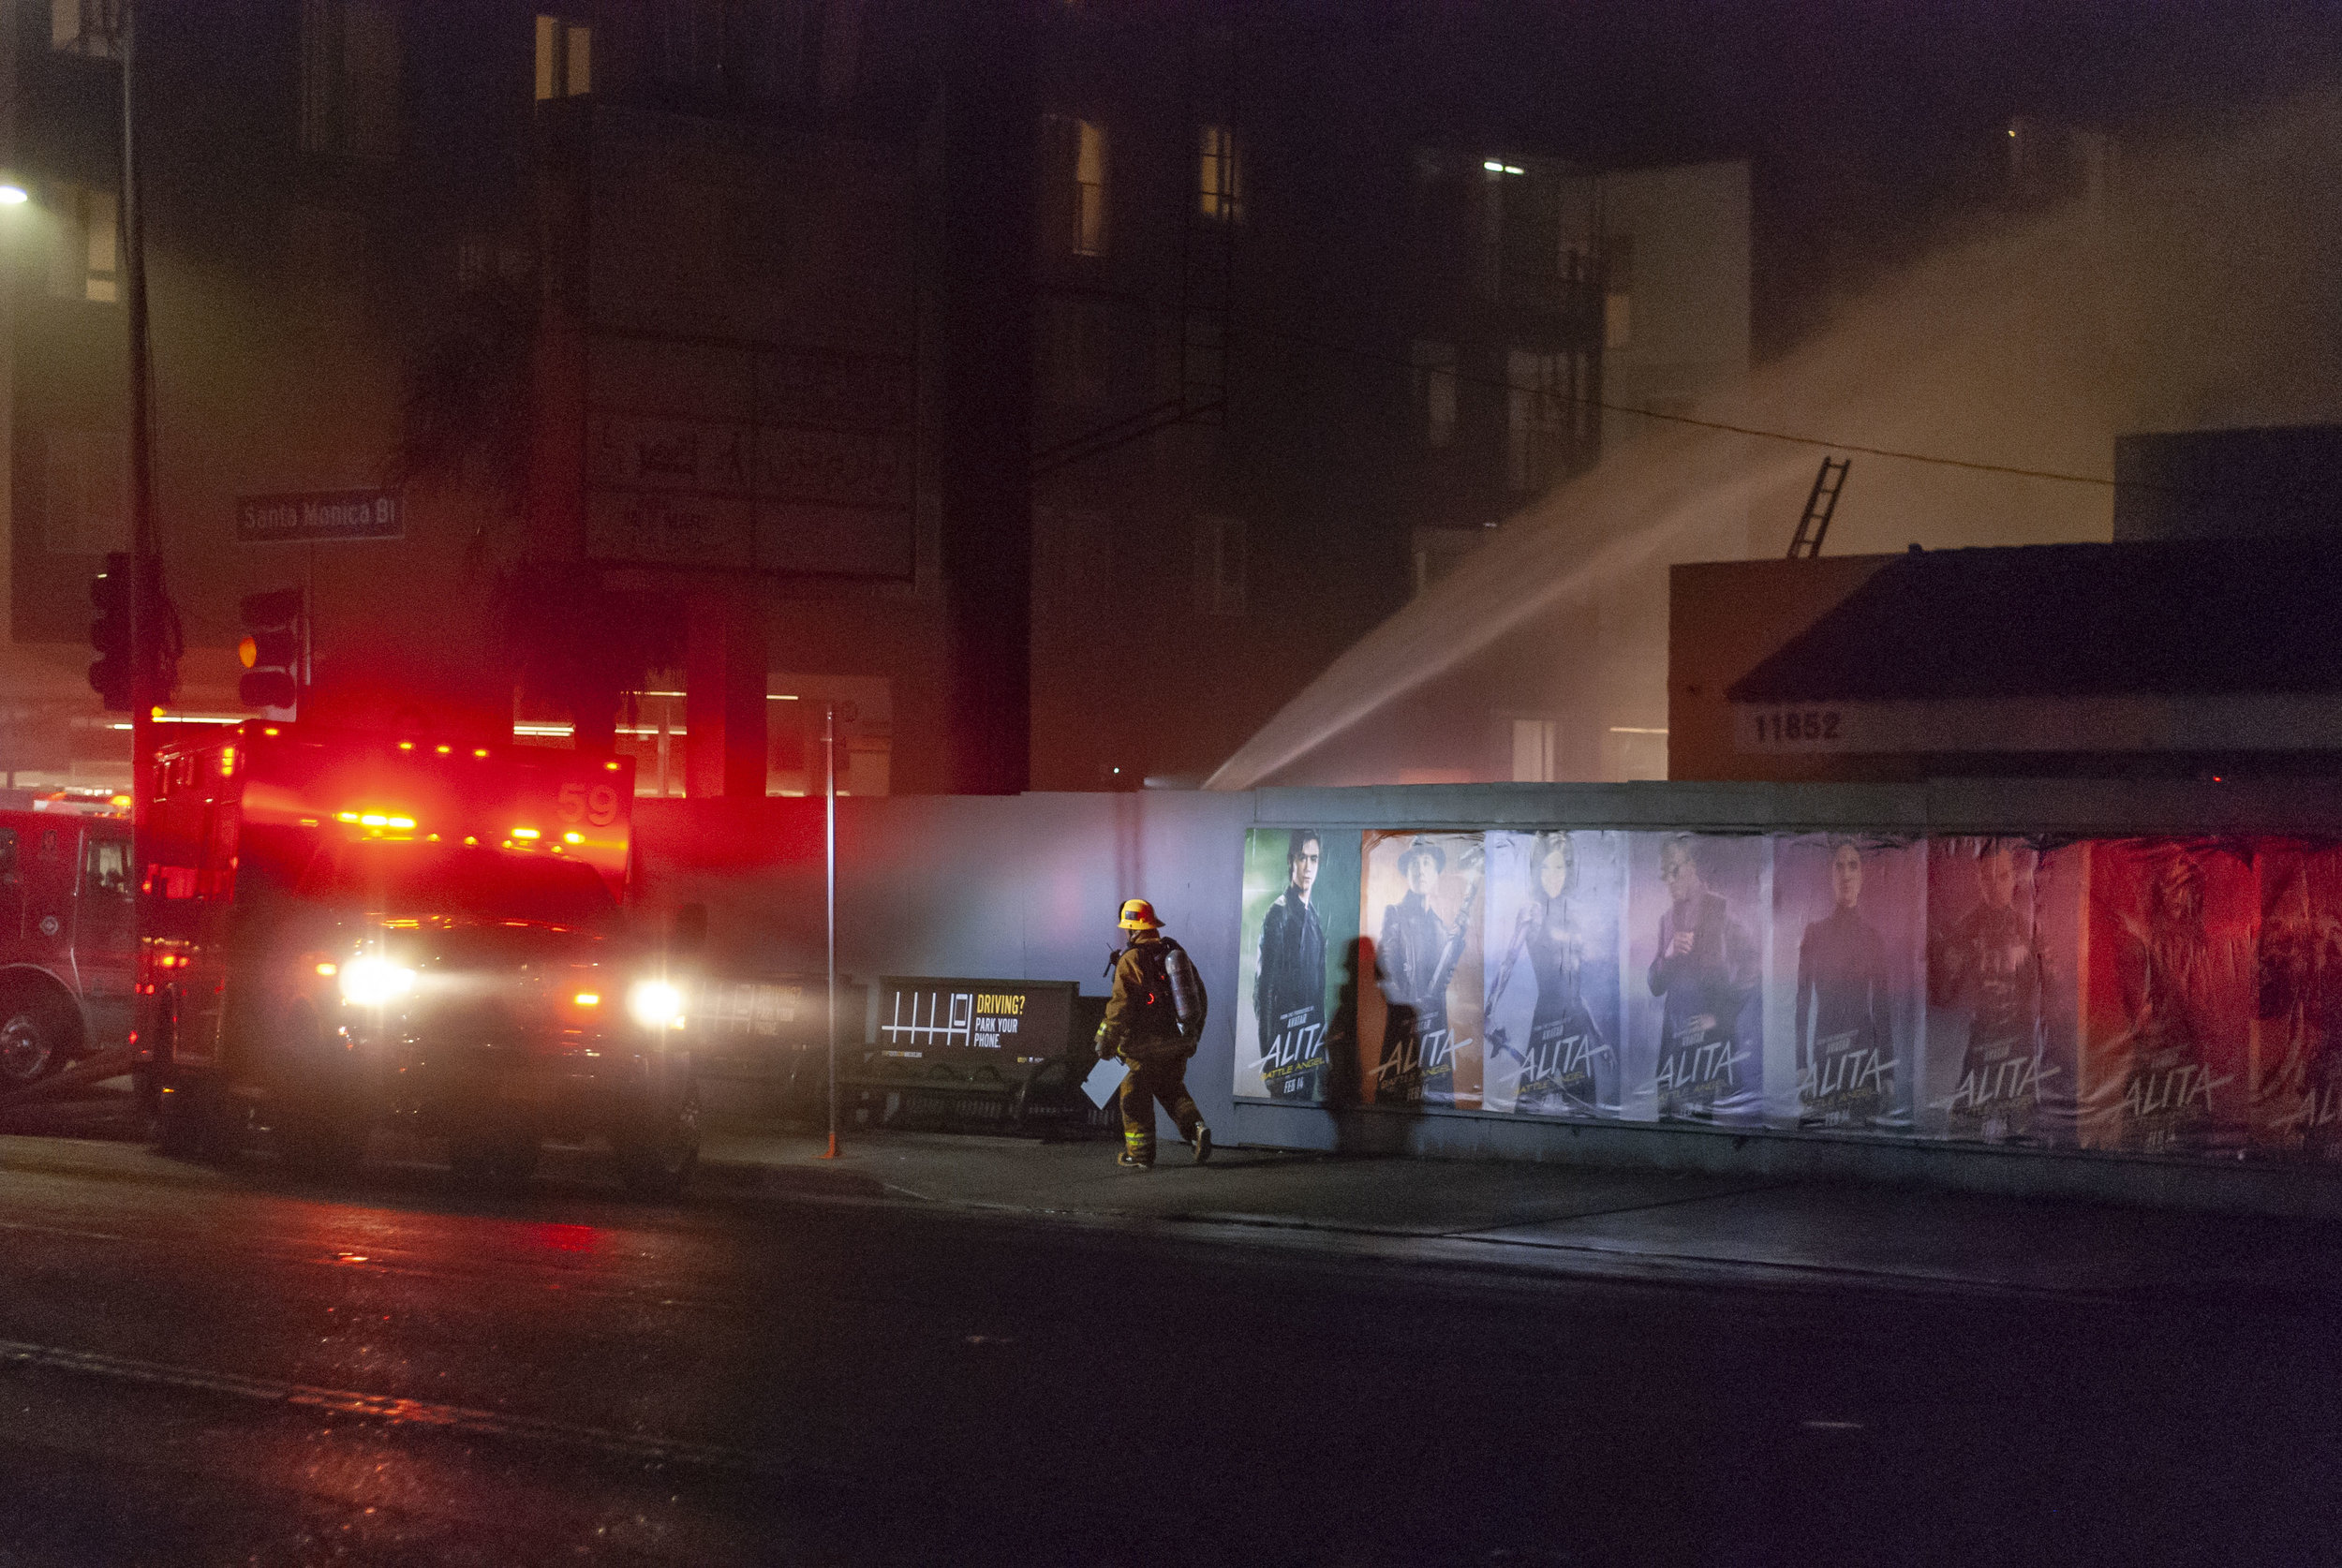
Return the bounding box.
[689,1153,2208,1308]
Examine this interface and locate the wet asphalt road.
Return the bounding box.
[0,1136,2338,1568]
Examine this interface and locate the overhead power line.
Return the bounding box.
[1232,319,2129,492]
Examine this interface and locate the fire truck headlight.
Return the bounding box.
[339,956,417,1007]
[627,980,684,1030]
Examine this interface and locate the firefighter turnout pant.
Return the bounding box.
[1117,1039,1202,1165]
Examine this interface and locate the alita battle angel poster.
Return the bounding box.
[2255,840,2342,1157]
[1623,833,1769,1125]
[1481,830,1625,1117]
[1358,830,1486,1108]
[1764,834,1923,1132]
[1922,837,2082,1145]
[1232,827,1357,1102]
[2080,838,2255,1156]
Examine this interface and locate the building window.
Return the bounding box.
[1479,161,1519,301]
[43,429,127,555]
[1507,348,1571,492]
[48,185,119,303]
[51,0,119,57]
[301,0,402,160]
[1411,340,1457,448]
[1511,717,1557,783]
[1042,115,1111,258]
[1074,119,1109,256]
[1198,124,1242,222]
[536,14,592,99]
[1195,514,1246,617]
[1045,297,1110,407]
[1604,234,1634,350]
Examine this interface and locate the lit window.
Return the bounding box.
[535,14,591,100]
[1604,234,1634,350]
[1411,340,1457,449]
[1075,119,1109,257]
[1194,514,1246,617]
[51,0,119,58]
[1198,125,1243,222]
[301,0,401,160]
[48,185,119,303]
[1511,718,1557,783]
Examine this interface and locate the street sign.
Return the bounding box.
[235,490,402,544]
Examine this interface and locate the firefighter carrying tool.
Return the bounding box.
[134,722,699,1195]
[1093,897,1210,1169]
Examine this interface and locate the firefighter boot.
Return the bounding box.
[1117,1068,1156,1168]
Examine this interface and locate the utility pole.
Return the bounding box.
[121,0,161,810]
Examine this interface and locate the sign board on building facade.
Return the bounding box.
[580,110,918,583]
[236,490,403,544]
[583,335,916,581]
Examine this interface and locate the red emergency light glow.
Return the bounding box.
[335,808,417,834]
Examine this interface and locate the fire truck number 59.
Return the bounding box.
[556,783,623,828]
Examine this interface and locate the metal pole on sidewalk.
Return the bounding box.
[822,699,839,1159]
[121,0,157,1101]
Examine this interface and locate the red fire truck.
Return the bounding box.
[0,803,134,1088]
[136,723,700,1193]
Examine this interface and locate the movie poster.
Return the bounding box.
[1358,831,1486,1108]
[1233,826,1358,1103]
[1624,832,1768,1125]
[1925,837,2056,1143]
[2079,838,2256,1155]
[1482,830,1625,1117]
[2251,840,2342,1157]
[1767,836,1922,1132]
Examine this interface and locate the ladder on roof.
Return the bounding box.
[1786,456,1850,558]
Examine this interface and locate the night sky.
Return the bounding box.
[1282,0,2342,353]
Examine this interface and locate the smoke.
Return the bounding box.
[1208,89,2342,792]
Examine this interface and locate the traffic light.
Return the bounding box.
[238,586,304,712]
[88,552,134,712]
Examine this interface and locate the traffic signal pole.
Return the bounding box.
[121,0,157,821]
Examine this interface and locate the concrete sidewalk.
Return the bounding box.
[700,1123,2342,1303]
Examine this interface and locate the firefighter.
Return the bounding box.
[1095,898,1211,1169]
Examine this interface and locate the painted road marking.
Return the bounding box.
[0,1336,786,1475]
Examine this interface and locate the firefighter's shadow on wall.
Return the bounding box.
[1325,936,1415,1155]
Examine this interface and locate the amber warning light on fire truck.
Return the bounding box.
[166,724,638,894]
